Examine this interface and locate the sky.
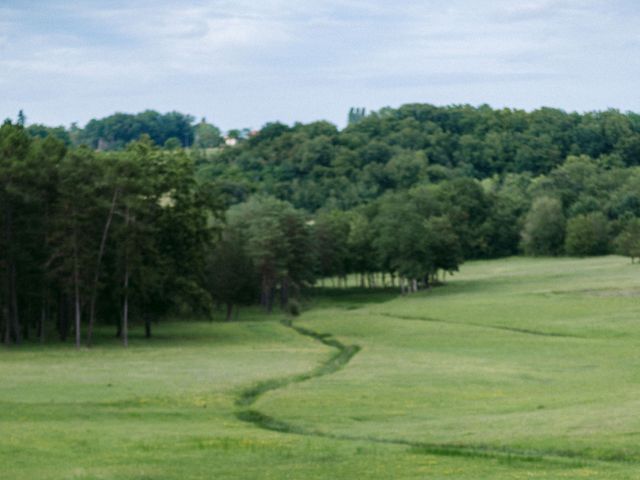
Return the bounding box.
[1,0,640,131]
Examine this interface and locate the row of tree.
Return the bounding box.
[1,121,219,347]
[2,119,472,344]
[207,193,465,319]
[205,165,640,318]
[522,197,640,259]
[7,102,640,345]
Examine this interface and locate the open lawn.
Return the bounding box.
[2,256,640,478]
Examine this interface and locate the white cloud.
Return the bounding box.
[1,0,640,128]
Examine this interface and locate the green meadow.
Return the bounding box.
[3,256,640,479]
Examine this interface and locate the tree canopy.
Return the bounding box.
[7,102,640,346]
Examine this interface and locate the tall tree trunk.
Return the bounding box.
[74,288,81,348]
[260,274,268,310]
[122,205,131,348]
[10,263,21,344]
[87,187,119,346]
[225,302,233,321]
[122,266,129,348]
[267,286,275,313]
[2,305,10,345]
[73,230,81,349]
[3,206,13,345]
[39,300,46,343]
[280,276,289,308]
[24,300,34,341]
[3,249,10,345]
[58,293,69,342]
[144,314,152,338]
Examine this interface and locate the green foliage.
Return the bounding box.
[27,123,72,145]
[194,104,640,216]
[481,174,531,257]
[366,188,464,285]
[10,102,640,345]
[565,212,610,256]
[163,136,182,150]
[434,178,491,258]
[193,118,222,148]
[77,110,197,149]
[313,210,351,279]
[28,103,640,267]
[521,197,566,256]
[207,230,258,319]
[424,216,462,274]
[0,123,221,346]
[374,196,424,279]
[228,196,313,312]
[346,211,376,277]
[614,218,640,262]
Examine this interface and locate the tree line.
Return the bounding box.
[1,117,471,346]
[5,102,640,346]
[1,121,219,347]
[199,103,640,211]
[195,103,640,261]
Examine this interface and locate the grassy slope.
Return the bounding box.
[2,256,640,478]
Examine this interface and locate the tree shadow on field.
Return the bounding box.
[302,287,399,311]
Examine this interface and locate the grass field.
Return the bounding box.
[2,256,640,479]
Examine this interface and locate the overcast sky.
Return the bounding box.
[1,0,639,131]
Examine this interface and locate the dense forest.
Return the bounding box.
[4,103,640,346]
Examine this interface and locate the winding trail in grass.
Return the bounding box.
[233,317,624,467]
[235,319,360,408]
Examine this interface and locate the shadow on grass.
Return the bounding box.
[301,287,399,311]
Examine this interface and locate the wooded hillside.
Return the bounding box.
[4,103,640,346]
